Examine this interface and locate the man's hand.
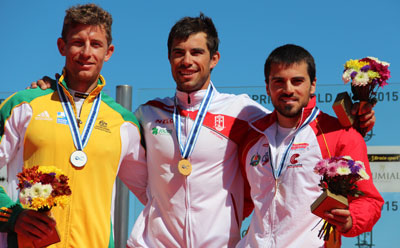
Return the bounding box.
[14,210,56,240]
[28,74,59,90]
[324,208,352,233]
[351,101,376,136]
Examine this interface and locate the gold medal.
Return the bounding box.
[178,159,192,176]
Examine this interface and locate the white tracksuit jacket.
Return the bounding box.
[127,84,270,248]
[236,97,383,248]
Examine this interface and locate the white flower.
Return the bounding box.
[337,166,351,176]
[30,183,44,198]
[367,56,390,66]
[20,188,29,198]
[342,69,354,84]
[40,184,53,198]
[342,155,353,160]
[19,188,32,205]
[367,56,379,62]
[358,168,370,180]
[353,71,370,86]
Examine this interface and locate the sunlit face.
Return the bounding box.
[57,24,114,89]
[169,32,220,93]
[266,61,316,127]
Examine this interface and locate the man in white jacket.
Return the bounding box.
[126,13,270,247]
[237,44,383,248]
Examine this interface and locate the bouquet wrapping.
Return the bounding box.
[17,166,71,248]
[310,156,369,242]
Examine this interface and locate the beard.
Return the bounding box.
[275,104,303,118]
[272,92,311,119]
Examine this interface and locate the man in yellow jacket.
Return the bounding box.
[0,4,147,247]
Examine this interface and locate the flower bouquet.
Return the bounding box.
[17,165,72,248]
[333,57,390,134]
[310,156,369,242]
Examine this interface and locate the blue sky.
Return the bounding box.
[2,0,398,144]
[1,1,399,247]
[1,0,399,98]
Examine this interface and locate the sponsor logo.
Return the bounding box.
[291,143,309,150]
[250,153,261,166]
[152,126,173,135]
[155,119,173,124]
[288,153,302,168]
[290,153,300,164]
[57,112,68,124]
[94,120,111,133]
[261,151,270,165]
[215,115,225,131]
[35,111,53,121]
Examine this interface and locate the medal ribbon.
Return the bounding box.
[57,75,101,151]
[173,83,215,159]
[271,107,320,179]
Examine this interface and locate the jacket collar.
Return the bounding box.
[175,82,218,109]
[58,72,105,103]
[252,95,317,131]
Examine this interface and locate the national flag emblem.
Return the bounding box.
[215,115,225,131]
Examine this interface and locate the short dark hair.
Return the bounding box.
[264,44,316,84]
[167,13,219,57]
[61,4,113,46]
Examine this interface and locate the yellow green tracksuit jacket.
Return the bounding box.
[0,76,147,247]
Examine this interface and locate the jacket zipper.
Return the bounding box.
[185,94,192,248]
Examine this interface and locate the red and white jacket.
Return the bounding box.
[237,96,383,248]
[127,84,270,248]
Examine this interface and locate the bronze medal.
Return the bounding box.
[178,159,192,176]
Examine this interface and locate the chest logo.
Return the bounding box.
[57,112,68,124]
[261,151,270,165]
[288,153,303,168]
[152,126,173,135]
[94,120,111,133]
[35,111,53,121]
[290,153,300,164]
[250,153,261,166]
[291,143,309,150]
[214,115,225,131]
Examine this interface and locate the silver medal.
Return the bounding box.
[70,150,88,168]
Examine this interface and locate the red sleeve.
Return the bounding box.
[336,128,384,237]
[313,113,384,237]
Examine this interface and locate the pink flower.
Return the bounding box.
[314,159,329,175]
[326,162,339,177]
[337,159,349,168]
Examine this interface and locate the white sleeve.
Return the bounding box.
[0,103,32,169]
[117,122,148,205]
